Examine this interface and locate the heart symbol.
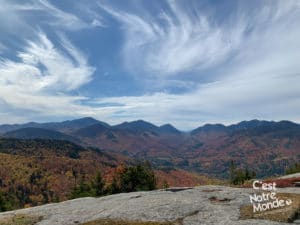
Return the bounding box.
[286,199,292,206]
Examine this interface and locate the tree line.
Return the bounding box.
[0,161,157,212]
[285,162,300,175]
[70,161,156,198]
[229,160,256,185]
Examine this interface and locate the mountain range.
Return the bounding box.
[1,118,300,178]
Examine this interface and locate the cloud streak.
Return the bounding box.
[0,32,94,91]
[0,0,103,34]
[1,0,300,129]
[91,0,300,129]
[0,32,96,123]
[99,0,245,76]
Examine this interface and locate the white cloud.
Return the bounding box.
[93,69,300,130]
[0,1,103,124]
[0,32,94,91]
[92,19,103,27]
[0,0,103,33]
[99,0,244,76]
[1,0,300,129]
[89,0,300,129]
[37,0,90,30]
[0,32,96,122]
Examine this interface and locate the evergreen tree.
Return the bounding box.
[72,168,78,186]
[286,163,300,174]
[0,192,6,212]
[229,161,255,185]
[120,161,156,192]
[70,175,92,198]
[91,171,105,197]
[107,176,120,195]
[163,180,169,189]
[229,160,236,184]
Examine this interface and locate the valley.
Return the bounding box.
[0,118,299,211]
[1,118,299,178]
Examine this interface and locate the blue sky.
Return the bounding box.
[0,0,300,130]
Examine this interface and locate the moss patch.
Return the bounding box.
[0,214,42,225]
[240,193,300,223]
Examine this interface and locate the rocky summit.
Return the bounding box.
[0,186,299,225]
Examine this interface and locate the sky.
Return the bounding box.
[0,0,300,130]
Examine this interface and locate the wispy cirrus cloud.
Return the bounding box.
[0,32,94,92]
[91,0,300,129]
[1,0,300,129]
[0,0,103,34]
[98,0,300,81]
[36,0,104,30]
[0,31,96,123]
[99,0,244,76]
[0,0,103,124]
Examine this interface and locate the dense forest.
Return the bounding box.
[0,138,214,212]
[0,159,156,212]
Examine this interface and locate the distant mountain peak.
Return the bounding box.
[158,124,181,134]
[62,117,109,127]
[0,117,110,134]
[191,123,227,135]
[3,127,76,142]
[128,120,156,126]
[70,117,100,123]
[73,123,111,138]
[190,120,300,135]
[232,119,271,128]
[113,120,158,133]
